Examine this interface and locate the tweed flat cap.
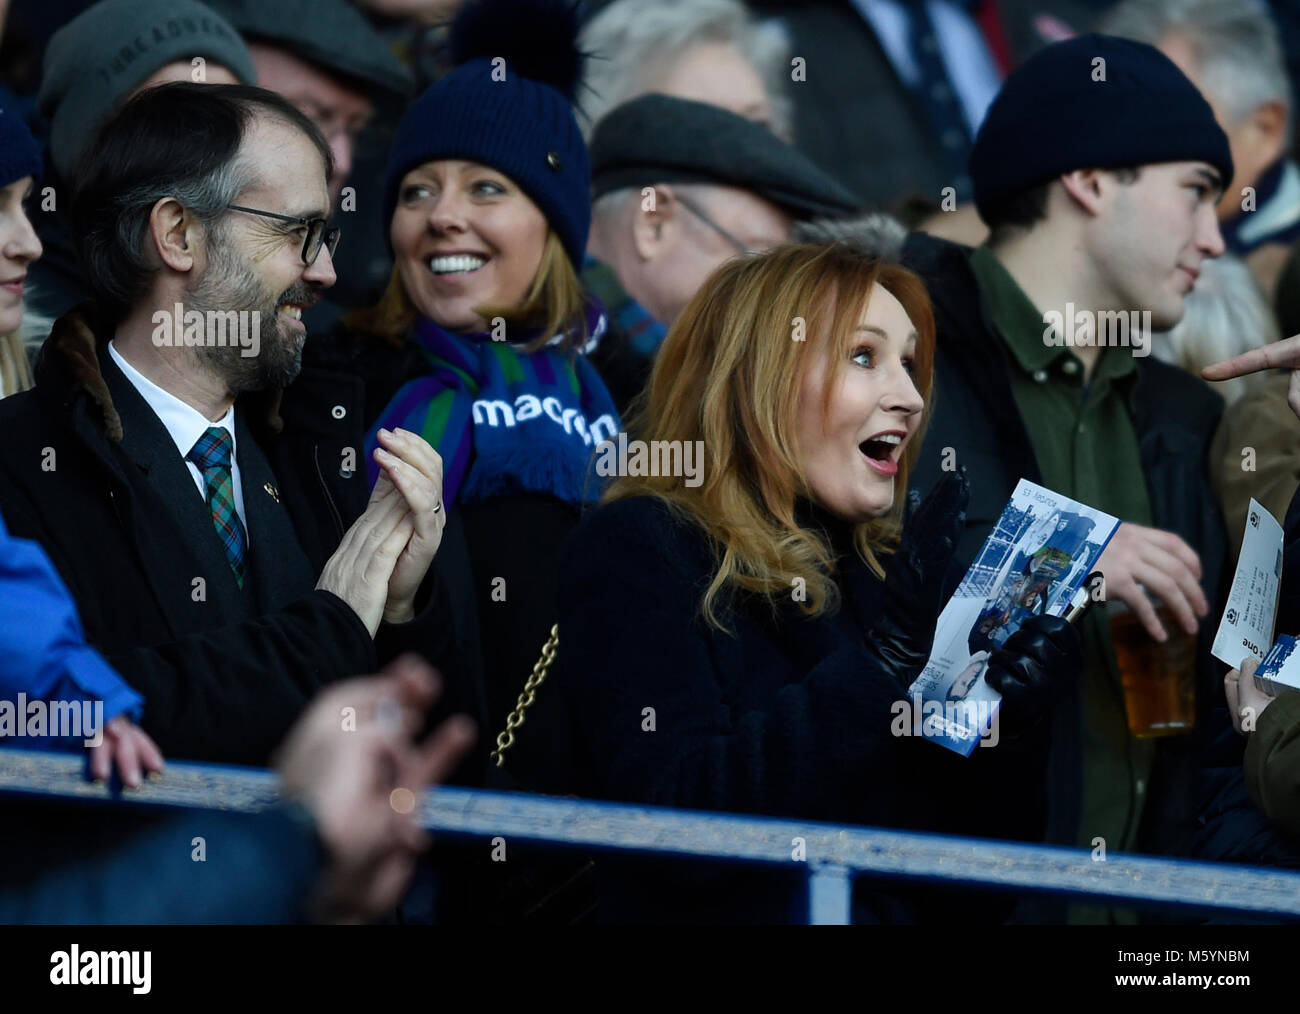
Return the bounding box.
[591,94,861,219]
[205,0,412,101]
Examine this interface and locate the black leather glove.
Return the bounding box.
[984,613,1082,734]
[869,468,970,680]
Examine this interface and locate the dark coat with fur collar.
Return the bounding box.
[0,306,475,766]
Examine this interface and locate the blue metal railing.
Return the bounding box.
[4,746,1299,924]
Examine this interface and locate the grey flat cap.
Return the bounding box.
[205,0,412,101]
[590,93,861,219]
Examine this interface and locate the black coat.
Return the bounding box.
[524,494,1052,923]
[0,307,471,767]
[900,232,1232,864]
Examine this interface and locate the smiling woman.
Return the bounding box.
[336,0,622,829]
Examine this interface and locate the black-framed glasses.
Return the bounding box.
[674,193,754,255]
[227,205,341,265]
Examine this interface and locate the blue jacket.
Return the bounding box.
[0,510,140,746]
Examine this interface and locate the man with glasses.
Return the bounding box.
[0,83,477,773]
[584,94,861,413]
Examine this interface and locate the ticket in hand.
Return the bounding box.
[1211,499,1284,670]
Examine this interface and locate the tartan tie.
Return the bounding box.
[187,427,247,588]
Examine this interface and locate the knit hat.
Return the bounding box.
[591,94,862,219]
[0,106,41,190]
[204,0,412,103]
[970,33,1233,222]
[382,0,590,266]
[38,0,257,181]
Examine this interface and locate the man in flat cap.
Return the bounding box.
[584,94,860,413]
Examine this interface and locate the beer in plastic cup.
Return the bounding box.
[1108,594,1196,737]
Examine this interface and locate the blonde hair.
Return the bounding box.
[345,231,590,352]
[607,243,936,631]
[0,332,32,397]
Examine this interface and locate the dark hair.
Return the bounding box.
[71,83,333,321]
[983,166,1142,248]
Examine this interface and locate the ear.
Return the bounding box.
[1247,99,1287,168]
[148,197,200,273]
[630,183,680,263]
[1059,169,1109,217]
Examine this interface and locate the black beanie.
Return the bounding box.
[970,33,1233,222]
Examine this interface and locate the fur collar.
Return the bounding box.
[38,306,285,443]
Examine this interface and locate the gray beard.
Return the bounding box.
[187,234,305,396]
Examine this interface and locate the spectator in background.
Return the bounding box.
[1209,243,1300,558]
[578,0,791,141]
[1099,0,1297,298]
[205,0,414,328]
[903,35,1232,922]
[27,0,256,322]
[206,0,410,206]
[0,104,43,396]
[1204,326,1300,847]
[584,94,860,412]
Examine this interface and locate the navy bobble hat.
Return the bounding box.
[382,0,590,266]
[970,33,1233,222]
[0,106,41,191]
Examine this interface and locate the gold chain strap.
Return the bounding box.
[490,624,559,768]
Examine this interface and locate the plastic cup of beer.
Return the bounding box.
[1108,593,1197,737]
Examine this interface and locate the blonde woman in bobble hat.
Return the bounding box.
[344,0,622,745]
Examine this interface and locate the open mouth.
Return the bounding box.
[277,303,304,321]
[859,432,903,475]
[429,254,488,276]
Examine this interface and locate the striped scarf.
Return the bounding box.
[365,306,621,506]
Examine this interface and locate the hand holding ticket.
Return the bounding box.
[1211,499,1284,671]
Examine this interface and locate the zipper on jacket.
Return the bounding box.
[313,442,346,540]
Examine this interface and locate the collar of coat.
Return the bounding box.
[35,304,286,444]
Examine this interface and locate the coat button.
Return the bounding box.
[1062,359,1080,375]
[1032,369,1048,383]
[546,151,562,171]
[331,405,346,420]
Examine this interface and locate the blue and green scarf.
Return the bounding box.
[365,305,621,506]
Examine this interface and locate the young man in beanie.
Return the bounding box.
[585,93,861,412]
[28,0,258,322]
[903,33,1233,921]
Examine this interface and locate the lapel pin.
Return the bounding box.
[264,482,280,503]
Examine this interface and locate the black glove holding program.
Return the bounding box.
[984,614,1082,737]
[868,468,970,685]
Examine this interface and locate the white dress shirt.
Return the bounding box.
[108,341,248,532]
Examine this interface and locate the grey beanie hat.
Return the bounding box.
[38,0,257,181]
